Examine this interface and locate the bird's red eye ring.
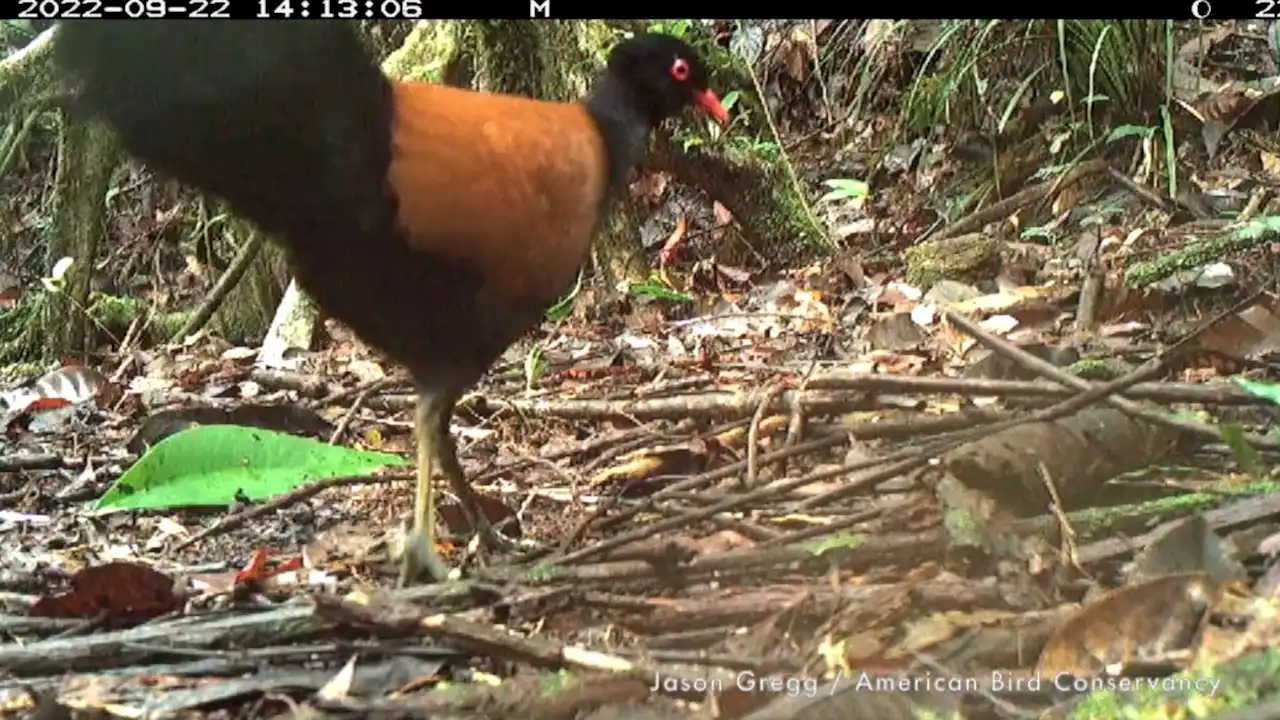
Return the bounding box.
[670,58,691,81]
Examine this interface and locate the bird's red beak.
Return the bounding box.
[694,89,730,126]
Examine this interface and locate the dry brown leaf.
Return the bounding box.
[1036,573,1218,676]
[713,415,789,448]
[346,358,386,383]
[899,613,960,652]
[945,285,1070,316]
[1262,151,1280,179]
[590,445,708,490]
[713,201,734,226]
[629,170,669,205]
[1179,291,1280,360]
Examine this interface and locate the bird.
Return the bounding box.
[51,21,730,586]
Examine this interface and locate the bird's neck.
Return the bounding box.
[584,76,654,197]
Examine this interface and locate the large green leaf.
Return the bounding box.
[96,424,409,512]
[1236,377,1280,406]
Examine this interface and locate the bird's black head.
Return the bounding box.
[604,33,729,127]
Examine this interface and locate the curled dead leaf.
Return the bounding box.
[659,216,688,268]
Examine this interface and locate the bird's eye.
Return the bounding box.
[670,58,691,81]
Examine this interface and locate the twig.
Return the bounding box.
[745,380,788,489]
[493,372,1266,423]
[926,159,1109,242]
[914,653,1036,720]
[676,413,986,509]
[0,603,324,676]
[1239,186,1270,223]
[577,421,687,474]
[172,230,265,342]
[783,360,820,476]
[328,387,374,445]
[586,433,847,533]
[563,412,1007,555]
[508,510,946,587]
[493,423,670,488]
[251,368,329,398]
[755,507,881,548]
[554,454,930,566]
[1105,166,1174,213]
[1038,461,1088,580]
[0,453,127,472]
[170,472,408,553]
[314,593,641,672]
[796,351,1168,510]
[802,372,1264,406]
[944,310,1279,450]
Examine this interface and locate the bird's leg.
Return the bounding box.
[430,392,517,553]
[397,389,452,587]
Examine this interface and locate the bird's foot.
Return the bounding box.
[396,527,452,588]
[458,500,518,554]
[478,521,518,552]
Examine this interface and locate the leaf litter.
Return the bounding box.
[11,18,1280,720]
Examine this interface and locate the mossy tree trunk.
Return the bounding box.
[648,135,825,264]
[653,37,828,263]
[593,200,650,288]
[46,114,116,359]
[214,217,291,344]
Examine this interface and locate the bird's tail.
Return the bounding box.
[53,21,396,241]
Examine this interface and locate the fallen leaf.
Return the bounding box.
[30,562,180,622]
[713,201,734,226]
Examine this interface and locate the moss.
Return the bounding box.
[381,20,456,83]
[904,233,1001,288]
[653,132,824,261]
[1123,217,1280,288]
[88,291,142,333]
[152,310,191,341]
[0,294,47,365]
[1063,482,1269,543]
[1068,648,1280,718]
[1070,357,1133,381]
[0,361,43,384]
[84,292,188,345]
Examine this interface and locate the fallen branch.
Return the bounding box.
[456,373,1269,424]
[927,158,1109,242]
[945,311,1279,450]
[578,413,1001,543]
[1074,491,1280,566]
[0,603,322,676]
[804,371,1264,406]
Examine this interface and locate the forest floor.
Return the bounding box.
[5,19,1280,720]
